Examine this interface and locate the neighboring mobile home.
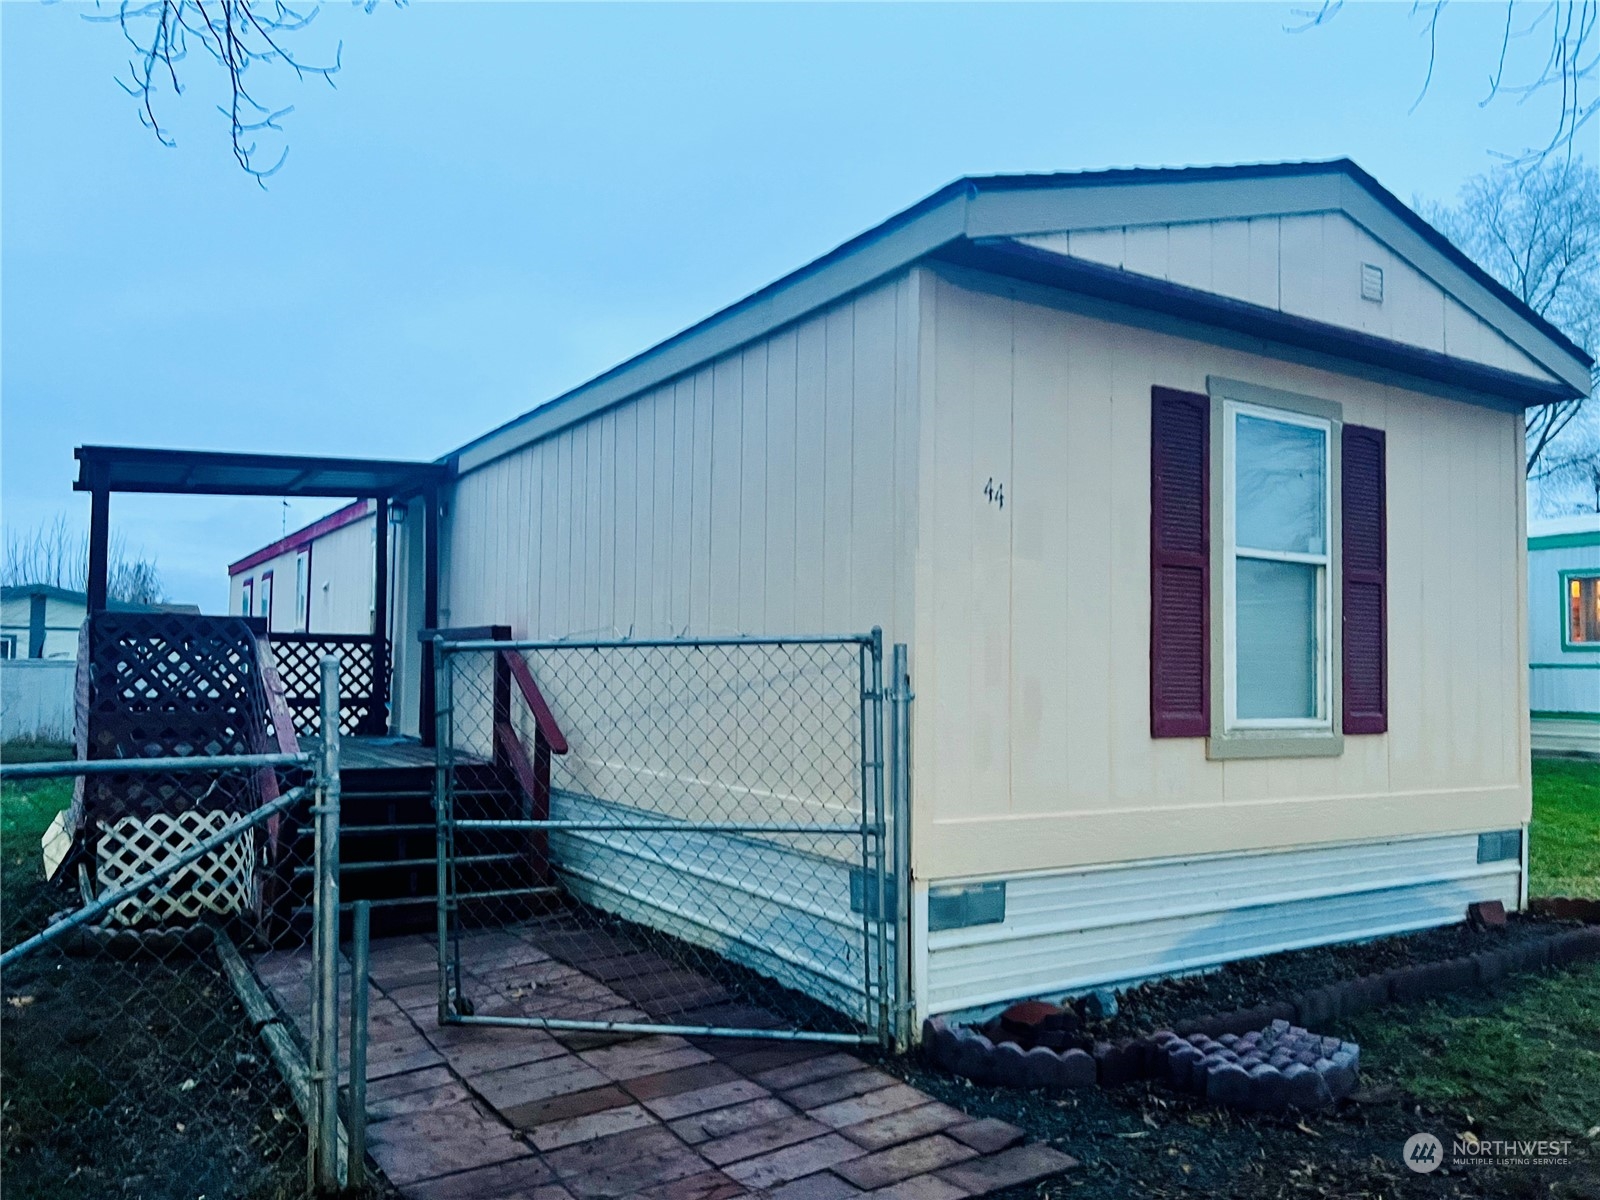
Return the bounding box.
[1,585,200,742]
[227,501,378,634]
[0,584,197,659]
[228,160,1594,1026]
[1528,514,1600,757]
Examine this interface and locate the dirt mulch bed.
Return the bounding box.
[0,941,309,1200]
[883,1053,1600,1200]
[870,918,1600,1199]
[1080,913,1574,1041]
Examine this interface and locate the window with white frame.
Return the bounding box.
[0,635,16,659]
[295,552,309,632]
[259,572,273,630]
[1224,402,1333,729]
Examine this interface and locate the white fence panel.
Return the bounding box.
[2,659,76,742]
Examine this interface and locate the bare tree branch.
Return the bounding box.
[85,0,365,182]
[1423,157,1599,490]
[2,516,168,606]
[1292,1,1598,160]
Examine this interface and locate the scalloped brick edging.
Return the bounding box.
[923,1017,1098,1091]
[1149,1020,1358,1112]
[1144,922,1600,1043]
[923,1015,1356,1112]
[921,911,1600,1105]
[1531,896,1600,925]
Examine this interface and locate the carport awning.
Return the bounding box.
[73,445,448,498]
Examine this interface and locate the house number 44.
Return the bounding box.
[983,478,1005,510]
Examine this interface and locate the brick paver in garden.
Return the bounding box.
[256,923,1078,1199]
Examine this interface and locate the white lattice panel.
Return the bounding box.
[95,813,255,927]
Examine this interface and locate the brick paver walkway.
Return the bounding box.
[256,926,1077,1199]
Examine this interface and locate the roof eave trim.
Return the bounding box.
[966,169,1589,392]
[451,189,972,474]
[943,238,1581,410]
[448,160,1590,477]
[227,499,374,576]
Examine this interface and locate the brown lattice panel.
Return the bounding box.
[76,613,282,823]
[267,633,389,737]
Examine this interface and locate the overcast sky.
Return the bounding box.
[2,1,1588,611]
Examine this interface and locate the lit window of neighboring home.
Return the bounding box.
[1564,572,1600,649]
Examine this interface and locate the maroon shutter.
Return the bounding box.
[1341,424,1387,734]
[1150,387,1210,737]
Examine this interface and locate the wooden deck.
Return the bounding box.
[299,735,441,772]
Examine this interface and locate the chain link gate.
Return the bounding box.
[431,631,906,1048]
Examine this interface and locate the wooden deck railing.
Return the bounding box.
[267,632,389,738]
[425,626,569,884]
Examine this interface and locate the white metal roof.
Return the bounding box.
[448,160,1595,477]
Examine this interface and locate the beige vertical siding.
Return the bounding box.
[436,277,923,1021]
[1019,213,1555,383]
[913,269,1531,882]
[228,515,376,636]
[308,516,376,635]
[442,274,920,645]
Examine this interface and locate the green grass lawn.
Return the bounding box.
[1530,757,1600,897]
[1325,757,1600,1187]
[1336,959,1600,1140]
[1,776,74,946]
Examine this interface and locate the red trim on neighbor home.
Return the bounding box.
[228,500,372,576]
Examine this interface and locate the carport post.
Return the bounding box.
[372,495,389,734]
[86,480,110,613]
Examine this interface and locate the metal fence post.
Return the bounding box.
[348,899,371,1191]
[865,630,889,1048]
[889,643,914,1048]
[432,636,457,1025]
[313,656,343,1193]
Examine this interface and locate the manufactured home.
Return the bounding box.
[1528,514,1600,757]
[227,500,378,634]
[215,160,1591,1029]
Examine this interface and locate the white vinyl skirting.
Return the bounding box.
[919,830,1523,1021]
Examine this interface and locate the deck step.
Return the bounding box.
[270,754,541,937]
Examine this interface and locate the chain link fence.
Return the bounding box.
[433,632,908,1048]
[1,664,375,1198]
